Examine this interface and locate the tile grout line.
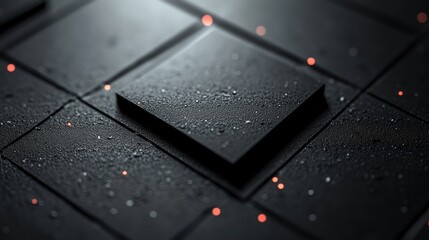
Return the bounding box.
[2,0,95,50]
[0,155,129,240]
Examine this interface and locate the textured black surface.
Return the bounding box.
[0,158,114,240]
[118,29,324,165]
[0,60,69,149]
[1,0,429,238]
[0,0,45,29]
[0,0,84,50]
[8,0,196,95]
[337,0,429,30]
[254,95,429,240]
[184,0,411,87]
[3,102,231,240]
[86,29,357,197]
[186,203,305,240]
[370,38,429,123]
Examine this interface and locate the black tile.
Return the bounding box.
[0,158,114,240]
[3,101,231,240]
[0,60,69,149]
[185,203,305,240]
[370,38,429,123]
[335,0,429,31]
[184,0,411,87]
[85,29,358,197]
[8,0,196,95]
[0,0,45,29]
[0,0,86,50]
[117,29,324,165]
[254,94,429,240]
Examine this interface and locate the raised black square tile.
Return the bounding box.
[0,158,114,240]
[0,60,69,149]
[254,94,429,240]
[185,0,411,87]
[8,0,195,95]
[117,29,324,165]
[3,101,231,240]
[370,38,429,123]
[0,0,45,29]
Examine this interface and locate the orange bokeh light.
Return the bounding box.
[277,183,284,190]
[417,12,428,24]
[7,64,16,72]
[202,14,213,27]
[272,176,278,183]
[256,25,266,36]
[307,57,316,66]
[122,170,128,176]
[212,207,221,216]
[66,122,72,127]
[258,214,267,223]
[104,84,111,91]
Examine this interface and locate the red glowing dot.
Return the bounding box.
[7,64,16,72]
[257,214,267,223]
[277,183,285,190]
[31,198,38,205]
[272,176,279,183]
[104,84,111,91]
[307,57,316,66]
[417,12,428,24]
[256,25,266,36]
[201,14,213,27]
[212,207,221,216]
[122,170,128,176]
[398,91,404,96]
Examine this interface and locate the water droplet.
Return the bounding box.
[126,200,134,207]
[149,210,158,218]
[308,214,317,222]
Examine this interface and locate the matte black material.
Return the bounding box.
[0,60,69,149]
[0,0,83,50]
[254,95,429,240]
[0,0,45,29]
[3,102,231,240]
[370,38,429,122]
[118,29,324,165]
[185,0,411,87]
[186,203,305,240]
[337,0,429,30]
[8,0,195,95]
[0,158,114,240]
[86,31,357,197]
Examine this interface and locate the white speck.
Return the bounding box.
[161,89,166,93]
[149,210,158,218]
[126,200,134,207]
[82,172,87,176]
[232,90,237,95]
[325,177,331,183]
[110,208,118,215]
[308,189,315,196]
[339,96,345,102]
[50,210,58,218]
[348,47,358,57]
[97,136,101,140]
[245,120,251,124]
